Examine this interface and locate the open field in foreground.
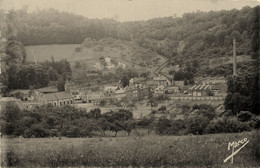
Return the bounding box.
[1,131,259,167]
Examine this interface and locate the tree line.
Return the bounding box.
[0,103,137,138]
[1,59,72,96]
[1,6,259,61]
[1,102,258,138]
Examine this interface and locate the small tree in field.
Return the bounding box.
[124,120,135,136]
[110,121,124,137]
[147,99,158,112]
[98,118,110,136]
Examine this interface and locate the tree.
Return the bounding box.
[147,99,158,112]
[99,99,107,106]
[110,121,124,137]
[140,72,149,79]
[98,118,110,136]
[47,67,59,81]
[138,116,155,135]
[192,60,199,69]
[120,76,129,88]
[57,78,65,91]
[156,116,172,135]
[88,108,101,119]
[0,102,22,136]
[186,115,210,135]
[124,120,135,136]
[158,105,167,113]
[5,40,26,64]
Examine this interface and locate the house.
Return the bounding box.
[125,88,149,100]
[195,77,226,85]
[36,86,58,94]
[173,81,185,90]
[9,89,33,101]
[23,101,40,109]
[153,76,171,86]
[39,92,74,106]
[137,88,149,99]
[114,88,126,100]
[188,85,210,97]
[210,84,227,96]
[154,85,166,95]
[165,86,180,94]
[125,88,138,100]
[103,85,120,97]
[146,80,158,87]
[81,91,106,104]
[129,77,146,85]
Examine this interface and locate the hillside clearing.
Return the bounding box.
[25,44,79,62]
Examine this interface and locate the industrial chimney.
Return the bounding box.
[233,38,237,76]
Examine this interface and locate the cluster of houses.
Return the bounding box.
[4,82,75,109]
[71,75,227,105]
[1,75,227,111]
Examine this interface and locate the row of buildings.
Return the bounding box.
[2,75,227,110]
[71,75,227,105]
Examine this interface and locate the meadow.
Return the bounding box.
[25,44,80,62]
[1,131,259,167]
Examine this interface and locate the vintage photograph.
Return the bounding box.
[0,0,259,167]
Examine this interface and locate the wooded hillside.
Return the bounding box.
[2,6,258,63]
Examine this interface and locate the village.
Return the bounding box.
[0,73,227,114]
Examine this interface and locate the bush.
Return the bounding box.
[205,117,251,134]
[156,117,186,135]
[6,151,20,167]
[192,104,216,120]
[156,116,172,135]
[185,115,210,135]
[237,111,253,122]
[165,120,186,135]
[99,100,107,106]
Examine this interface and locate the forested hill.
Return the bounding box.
[4,6,259,62]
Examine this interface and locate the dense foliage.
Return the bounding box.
[154,104,259,135]
[1,6,258,62]
[224,73,260,115]
[1,59,71,91]
[0,103,135,138]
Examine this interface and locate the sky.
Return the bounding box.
[0,0,259,21]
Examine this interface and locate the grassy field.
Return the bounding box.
[1,131,259,167]
[26,44,80,62]
[25,40,164,76]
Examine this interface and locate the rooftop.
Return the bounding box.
[37,87,58,93]
[41,92,73,101]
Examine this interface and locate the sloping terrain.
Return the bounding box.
[68,38,166,70]
[25,44,79,62]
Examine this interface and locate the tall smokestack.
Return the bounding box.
[233,38,237,76]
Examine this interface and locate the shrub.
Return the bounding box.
[137,117,153,127]
[185,115,210,135]
[192,104,216,120]
[165,119,186,135]
[156,116,172,135]
[99,99,107,106]
[237,111,253,122]
[156,117,186,135]
[5,151,20,167]
[205,117,251,134]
